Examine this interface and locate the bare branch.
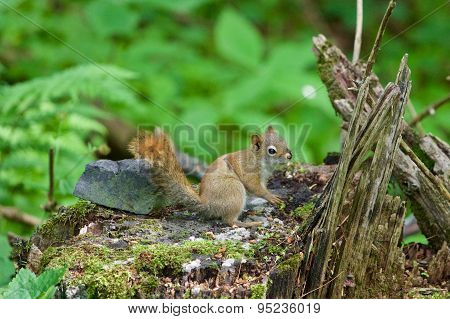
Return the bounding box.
[409,94,450,126]
[352,0,363,63]
[0,206,41,227]
[43,148,57,212]
[364,0,397,77]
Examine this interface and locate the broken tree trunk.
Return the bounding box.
[312,34,450,249]
[297,54,410,298]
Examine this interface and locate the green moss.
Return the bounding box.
[407,289,449,299]
[291,201,314,219]
[11,238,32,268]
[40,244,136,298]
[134,239,249,277]
[40,238,251,298]
[278,201,286,211]
[140,275,159,293]
[251,232,287,261]
[277,254,302,272]
[250,284,267,299]
[183,240,250,259]
[85,266,135,299]
[133,243,192,277]
[36,200,97,248]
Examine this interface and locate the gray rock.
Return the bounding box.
[73,159,163,214]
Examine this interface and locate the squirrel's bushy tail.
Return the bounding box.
[129,128,207,213]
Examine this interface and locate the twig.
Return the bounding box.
[352,0,363,63]
[0,206,41,226]
[409,94,450,126]
[49,147,54,203]
[300,271,344,298]
[43,148,57,212]
[364,0,397,77]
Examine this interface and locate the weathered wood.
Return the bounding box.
[346,196,406,298]
[298,53,410,298]
[266,254,303,298]
[312,34,450,249]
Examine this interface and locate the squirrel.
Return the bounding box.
[129,126,292,227]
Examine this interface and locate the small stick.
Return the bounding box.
[409,94,450,126]
[352,0,363,63]
[43,148,57,212]
[49,148,54,204]
[300,271,344,298]
[364,0,397,77]
[0,206,41,226]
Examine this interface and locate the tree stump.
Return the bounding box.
[312,34,449,249]
[297,50,410,298]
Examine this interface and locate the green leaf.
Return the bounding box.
[35,268,66,299]
[403,232,429,245]
[0,235,12,257]
[1,267,66,299]
[0,235,15,287]
[85,0,139,38]
[146,0,213,13]
[1,268,38,299]
[215,8,263,68]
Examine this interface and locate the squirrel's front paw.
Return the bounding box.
[268,194,283,205]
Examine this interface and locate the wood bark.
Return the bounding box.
[296,52,410,298]
[312,34,450,250]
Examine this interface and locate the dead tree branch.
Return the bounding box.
[43,148,57,212]
[352,0,363,63]
[409,94,450,126]
[0,206,41,227]
[364,0,396,77]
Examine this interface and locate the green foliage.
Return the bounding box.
[215,8,263,69]
[403,232,429,246]
[0,65,141,235]
[0,235,15,286]
[250,283,267,299]
[0,267,66,299]
[291,201,315,218]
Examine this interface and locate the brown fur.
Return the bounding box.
[129,126,291,227]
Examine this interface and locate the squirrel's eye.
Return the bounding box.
[267,146,277,155]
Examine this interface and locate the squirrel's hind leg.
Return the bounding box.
[202,175,254,227]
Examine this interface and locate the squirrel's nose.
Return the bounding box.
[286,151,292,160]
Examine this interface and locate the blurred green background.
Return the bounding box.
[0,0,448,237]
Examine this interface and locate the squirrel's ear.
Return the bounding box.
[266,125,275,134]
[251,134,262,151]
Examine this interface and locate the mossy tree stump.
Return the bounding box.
[312,35,449,250]
[296,43,411,298]
[16,165,333,299]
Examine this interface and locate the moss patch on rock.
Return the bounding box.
[40,237,255,298]
[250,284,268,299]
[32,200,102,249]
